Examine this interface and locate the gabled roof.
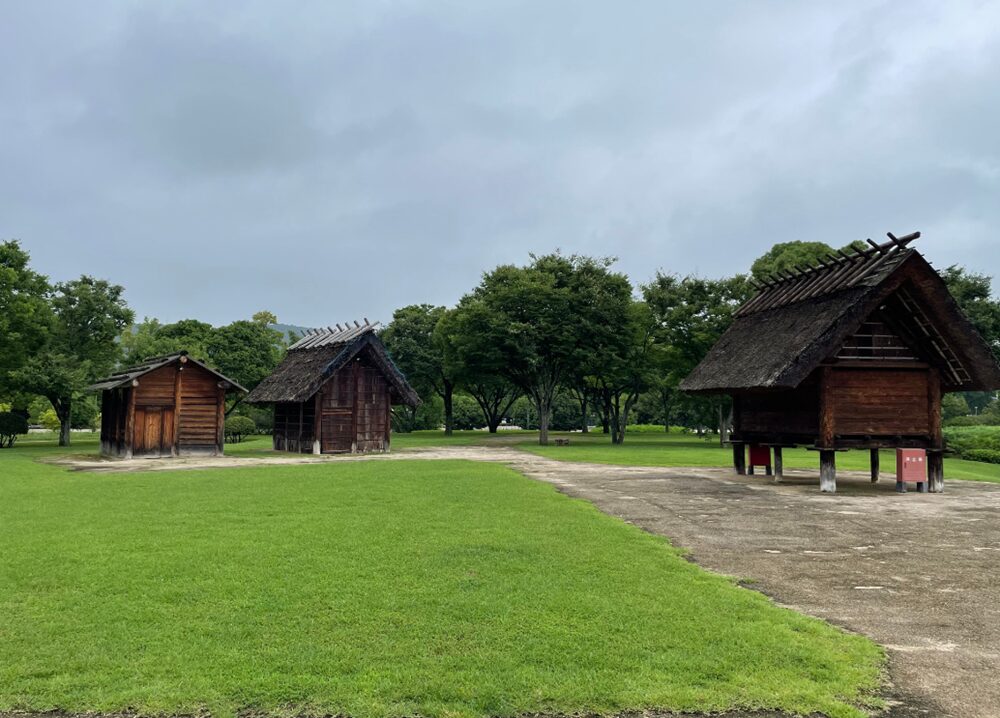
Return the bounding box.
[681,232,1000,394]
[89,351,248,393]
[245,323,421,406]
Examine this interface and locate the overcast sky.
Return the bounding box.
[3,1,999,328]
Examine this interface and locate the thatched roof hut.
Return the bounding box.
[681,232,1000,492]
[247,321,419,454]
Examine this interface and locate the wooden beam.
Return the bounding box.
[928,369,942,450]
[818,367,835,448]
[314,390,323,455]
[870,448,880,483]
[173,365,183,458]
[124,387,136,460]
[928,450,944,493]
[820,449,837,493]
[773,446,783,483]
[732,441,746,476]
[216,385,225,456]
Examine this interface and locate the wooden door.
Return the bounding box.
[132,406,175,457]
[321,368,355,453]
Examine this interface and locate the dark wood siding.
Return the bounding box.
[738,380,820,440]
[177,364,222,453]
[273,401,316,453]
[827,367,931,437]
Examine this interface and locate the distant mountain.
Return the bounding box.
[270,323,314,343]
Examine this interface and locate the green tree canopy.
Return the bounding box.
[462,253,626,445]
[12,276,133,445]
[437,299,520,433]
[750,239,866,281]
[205,319,284,392]
[643,273,752,441]
[381,304,459,434]
[940,265,1000,360]
[0,240,51,399]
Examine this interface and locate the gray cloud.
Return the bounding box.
[2,1,999,327]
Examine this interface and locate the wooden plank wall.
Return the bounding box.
[827,367,930,437]
[318,354,391,454]
[177,364,224,454]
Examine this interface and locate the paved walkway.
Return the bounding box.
[62,446,1000,717]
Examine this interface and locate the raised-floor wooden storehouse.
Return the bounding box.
[245,322,419,454]
[90,352,247,458]
[680,232,1000,492]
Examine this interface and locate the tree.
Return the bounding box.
[0,241,51,400]
[940,266,1000,360]
[643,273,752,442]
[751,239,866,281]
[12,277,133,445]
[942,393,970,421]
[437,300,520,433]
[122,318,217,361]
[382,305,459,435]
[252,310,278,326]
[205,319,283,393]
[598,301,660,444]
[462,254,616,445]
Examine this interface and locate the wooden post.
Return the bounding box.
[820,449,837,493]
[351,359,360,454]
[773,446,783,483]
[313,391,322,455]
[173,366,183,457]
[818,367,835,449]
[297,401,304,453]
[124,385,136,460]
[928,450,944,493]
[928,370,942,450]
[870,448,880,483]
[216,386,225,456]
[732,441,746,475]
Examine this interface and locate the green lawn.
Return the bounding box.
[0,443,882,718]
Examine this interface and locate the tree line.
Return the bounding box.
[3,238,1000,447]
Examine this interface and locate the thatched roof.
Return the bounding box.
[89,352,247,393]
[681,232,1000,394]
[245,324,420,406]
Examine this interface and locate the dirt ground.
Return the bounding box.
[56,446,1000,717]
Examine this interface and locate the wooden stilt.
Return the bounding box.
[870,448,880,484]
[733,441,746,475]
[820,449,836,493]
[773,446,783,483]
[928,450,944,493]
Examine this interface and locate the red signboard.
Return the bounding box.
[896,449,927,483]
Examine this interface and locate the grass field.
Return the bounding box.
[0,441,882,718]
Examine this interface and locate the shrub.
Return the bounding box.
[963,449,1000,464]
[224,416,256,443]
[0,412,29,448]
[39,408,60,432]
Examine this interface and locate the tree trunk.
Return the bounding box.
[580,392,589,434]
[488,420,499,434]
[57,397,72,447]
[601,392,611,435]
[442,383,454,437]
[536,398,550,446]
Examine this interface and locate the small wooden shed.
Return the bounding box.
[90,352,247,459]
[681,232,1000,492]
[245,322,420,454]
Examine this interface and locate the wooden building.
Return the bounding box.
[246,322,419,454]
[681,232,1000,492]
[90,352,246,459]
